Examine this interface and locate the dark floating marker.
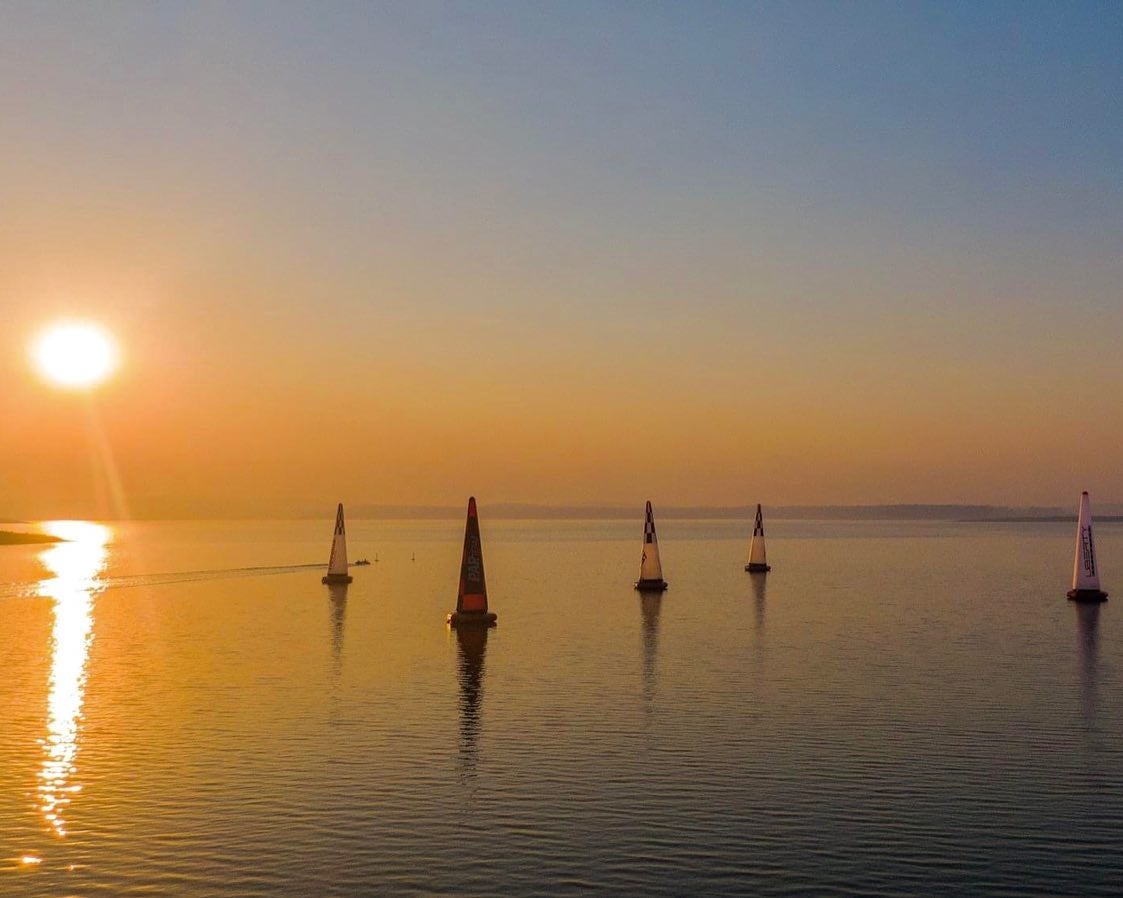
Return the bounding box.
[634,500,668,592]
[447,497,497,627]
[321,503,353,585]
[744,504,772,573]
[1067,491,1108,602]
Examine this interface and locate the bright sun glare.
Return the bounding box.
[32,322,119,390]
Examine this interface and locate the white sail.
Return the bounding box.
[639,501,663,582]
[1072,491,1101,593]
[747,504,768,567]
[327,503,349,577]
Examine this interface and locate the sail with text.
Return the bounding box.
[321,503,353,585]
[634,500,668,591]
[448,497,497,626]
[1068,491,1108,602]
[745,504,772,572]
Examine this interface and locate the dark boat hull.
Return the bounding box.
[634,579,668,592]
[322,574,353,585]
[745,564,771,572]
[447,610,498,627]
[1067,588,1108,603]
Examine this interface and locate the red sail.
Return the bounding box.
[456,497,488,613]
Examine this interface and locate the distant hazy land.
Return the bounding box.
[0,530,63,545]
[337,503,1121,522]
[4,504,1121,523]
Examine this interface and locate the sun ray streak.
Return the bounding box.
[83,401,131,521]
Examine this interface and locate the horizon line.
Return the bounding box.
[8,501,1120,524]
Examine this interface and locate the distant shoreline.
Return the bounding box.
[3,505,1121,524]
[0,531,64,545]
[335,503,1107,522]
[965,515,1123,524]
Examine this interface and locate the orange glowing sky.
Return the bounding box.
[2,5,1121,518]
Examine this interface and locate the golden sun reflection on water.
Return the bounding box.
[36,521,110,837]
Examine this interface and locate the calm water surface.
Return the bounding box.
[1,517,1120,896]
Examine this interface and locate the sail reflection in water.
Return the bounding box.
[36,521,109,837]
[327,583,348,678]
[750,572,767,636]
[455,626,489,778]
[639,591,662,709]
[1076,602,1101,727]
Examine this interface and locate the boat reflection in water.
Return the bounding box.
[749,572,767,636]
[327,583,348,678]
[36,521,110,837]
[639,590,662,710]
[455,625,489,779]
[1075,602,1101,728]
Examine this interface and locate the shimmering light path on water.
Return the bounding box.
[1,518,1120,895]
[35,522,108,838]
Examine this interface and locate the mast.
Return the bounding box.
[1067,491,1108,602]
[745,504,772,572]
[634,500,668,591]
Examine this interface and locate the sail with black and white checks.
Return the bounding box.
[327,503,349,577]
[639,501,663,583]
[744,504,772,573]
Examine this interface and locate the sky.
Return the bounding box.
[2,1,1122,518]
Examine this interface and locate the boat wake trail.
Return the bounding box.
[0,562,324,600]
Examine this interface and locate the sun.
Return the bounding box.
[32,321,119,390]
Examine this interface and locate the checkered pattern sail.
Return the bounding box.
[1072,492,1101,592]
[639,500,663,581]
[747,503,767,567]
[327,503,349,576]
[457,497,489,613]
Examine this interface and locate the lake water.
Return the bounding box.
[1,516,1120,896]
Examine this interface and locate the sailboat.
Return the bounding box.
[321,503,353,585]
[1067,491,1108,602]
[634,500,668,591]
[447,497,498,626]
[744,504,772,572]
